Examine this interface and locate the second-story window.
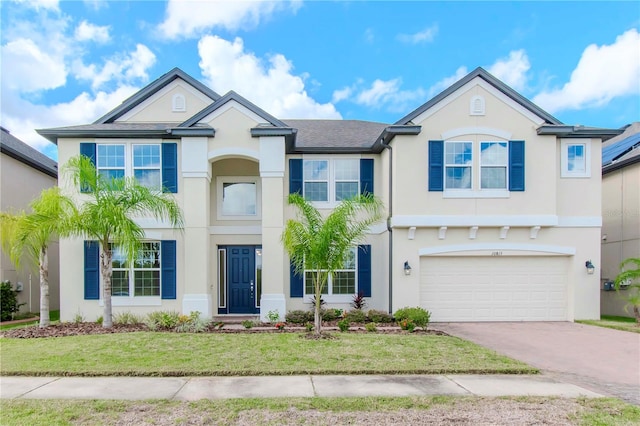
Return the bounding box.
[480,142,508,189]
[97,145,125,181]
[445,142,472,189]
[303,159,360,203]
[133,144,162,190]
[303,160,329,201]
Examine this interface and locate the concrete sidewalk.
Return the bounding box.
[0,374,602,401]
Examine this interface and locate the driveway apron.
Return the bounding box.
[435,322,640,405]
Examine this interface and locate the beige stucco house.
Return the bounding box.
[601,122,640,317]
[0,127,60,313]
[38,67,622,323]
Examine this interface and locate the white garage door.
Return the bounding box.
[420,256,568,322]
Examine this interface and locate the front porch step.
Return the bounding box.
[211,315,261,324]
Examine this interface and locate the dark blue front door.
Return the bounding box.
[228,246,257,314]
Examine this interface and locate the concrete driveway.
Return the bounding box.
[435,322,640,405]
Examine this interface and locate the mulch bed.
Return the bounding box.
[1,322,448,339]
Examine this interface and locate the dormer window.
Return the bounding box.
[172,94,186,112]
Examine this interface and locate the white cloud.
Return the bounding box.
[397,24,438,44]
[159,0,301,39]
[363,28,375,44]
[333,78,426,113]
[332,87,353,103]
[533,28,640,113]
[198,35,340,119]
[72,44,156,89]
[1,38,67,92]
[427,66,469,98]
[11,0,59,12]
[488,50,530,92]
[74,20,110,43]
[2,86,139,151]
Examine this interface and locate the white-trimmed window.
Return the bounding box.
[304,247,357,298]
[480,142,508,189]
[97,144,125,181]
[561,140,590,177]
[110,242,161,297]
[133,144,162,190]
[217,176,261,220]
[303,158,360,203]
[444,142,472,189]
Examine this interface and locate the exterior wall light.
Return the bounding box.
[585,260,595,275]
[404,261,412,276]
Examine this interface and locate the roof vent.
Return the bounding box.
[470,95,485,116]
[172,94,186,112]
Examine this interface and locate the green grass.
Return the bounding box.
[0,310,60,331]
[1,397,638,426]
[577,315,639,334]
[0,332,536,376]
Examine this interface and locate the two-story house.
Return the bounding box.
[38,67,621,323]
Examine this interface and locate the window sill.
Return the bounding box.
[99,297,163,307]
[560,173,591,179]
[443,190,510,199]
[304,295,355,304]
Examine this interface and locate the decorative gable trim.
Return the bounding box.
[95,68,220,124]
[395,67,561,126]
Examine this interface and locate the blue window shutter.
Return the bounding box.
[161,240,177,299]
[509,140,525,191]
[290,261,303,298]
[84,241,100,300]
[360,159,374,196]
[428,140,444,191]
[289,159,303,195]
[162,143,178,193]
[358,245,372,297]
[79,143,96,193]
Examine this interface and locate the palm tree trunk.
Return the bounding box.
[634,306,640,324]
[314,271,322,335]
[101,247,113,328]
[38,247,50,328]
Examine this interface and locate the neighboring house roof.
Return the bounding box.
[0,127,57,178]
[602,122,640,174]
[93,67,221,124]
[395,67,563,126]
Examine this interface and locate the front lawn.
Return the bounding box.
[0,332,535,376]
[577,315,640,334]
[1,396,638,426]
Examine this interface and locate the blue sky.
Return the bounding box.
[1,1,639,161]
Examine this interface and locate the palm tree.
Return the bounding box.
[282,193,383,335]
[614,257,640,324]
[64,155,184,328]
[0,188,75,328]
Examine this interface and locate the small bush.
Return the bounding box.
[266,310,280,323]
[113,311,143,325]
[399,318,416,332]
[337,318,350,332]
[350,291,367,310]
[72,311,85,324]
[365,322,377,333]
[285,310,313,324]
[344,309,367,323]
[394,306,431,328]
[95,316,103,325]
[241,320,254,329]
[367,309,394,323]
[305,322,314,332]
[0,281,24,321]
[175,311,209,333]
[321,308,343,321]
[145,310,181,330]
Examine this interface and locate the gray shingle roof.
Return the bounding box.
[282,119,389,150]
[0,127,57,178]
[36,122,215,143]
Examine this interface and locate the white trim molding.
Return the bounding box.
[209,225,262,235]
[441,126,511,140]
[469,226,478,239]
[392,215,558,228]
[500,226,510,239]
[557,216,602,227]
[530,226,541,239]
[438,226,447,240]
[419,243,576,256]
[208,147,260,162]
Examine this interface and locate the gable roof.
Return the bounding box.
[395,67,563,126]
[602,122,640,174]
[94,67,221,124]
[180,90,289,128]
[282,119,388,152]
[0,127,57,178]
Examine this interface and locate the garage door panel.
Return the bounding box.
[420,256,568,322]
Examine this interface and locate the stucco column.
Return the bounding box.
[180,136,212,316]
[259,136,286,321]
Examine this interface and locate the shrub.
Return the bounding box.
[0,281,24,321]
[72,311,85,324]
[367,309,394,323]
[337,318,350,332]
[285,310,313,324]
[399,318,416,332]
[365,322,377,333]
[394,307,431,328]
[145,310,181,330]
[344,309,367,324]
[241,320,254,329]
[266,310,280,323]
[350,291,367,310]
[175,311,209,333]
[274,322,286,330]
[305,322,314,332]
[113,311,143,325]
[95,316,103,325]
[321,308,343,321]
